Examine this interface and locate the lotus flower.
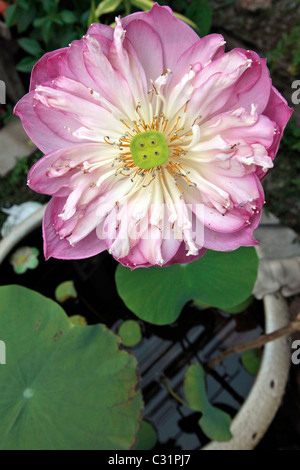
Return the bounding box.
[15,4,292,268]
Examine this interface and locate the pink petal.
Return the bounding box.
[200,181,264,250]
[220,114,275,148]
[15,77,125,153]
[27,143,113,196]
[165,34,225,94]
[264,86,293,158]
[220,50,271,115]
[86,22,114,40]
[187,50,252,122]
[125,19,164,85]
[43,198,106,260]
[108,18,147,104]
[117,245,151,269]
[82,35,134,115]
[203,211,261,251]
[14,91,79,153]
[29,48,71,91]
[121,3,199,71]
[67,38,101,92]
[164,242,207,266]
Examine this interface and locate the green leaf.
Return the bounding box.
[5,4,18,28]
[0,285,143,450]
[184,363,232,441]
[54,280,78,303]
[60,10,77,24]
[134,420,157,450]
[17,7,37,33]
[130,0,154,11]
[192,299,211,309]
[49,13,63,25]
[81,8,91,26]
[17,0,30,10]
[41,0,55,13]
[59,31,78,48]
[221,295,254,314]
[123,0,131,16]
[116,263,186,325]
[69,315,88,326]
[241,348,262,375]
[118,320,142,347]
[95,0,122,18]
[18,38,43,56]
[115,248,259,325]
[41,19,52,44]
[87,0,98,26]
[199,408,232,442]
[33,16,49,28]
[184,363,209,412]
[16,56,38,73]
[186,0,213,36]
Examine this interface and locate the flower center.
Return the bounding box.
[130,130,169,170]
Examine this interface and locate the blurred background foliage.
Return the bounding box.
[3,0,213,73]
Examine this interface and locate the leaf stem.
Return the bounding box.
[160,377,190,408]
[123,0,131,16]
[206,314,300,369]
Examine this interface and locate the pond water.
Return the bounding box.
[0,226,264,450]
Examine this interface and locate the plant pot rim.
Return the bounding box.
[0,206,291,450]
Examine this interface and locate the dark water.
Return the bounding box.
[0,226,266,450]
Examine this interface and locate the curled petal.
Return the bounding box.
[264,86,293,159]
[43,198,106,260]
[29,48,71,91]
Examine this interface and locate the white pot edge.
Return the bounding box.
[0,206,291,450]
[0,205,47,265]
[203,292,291,450]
